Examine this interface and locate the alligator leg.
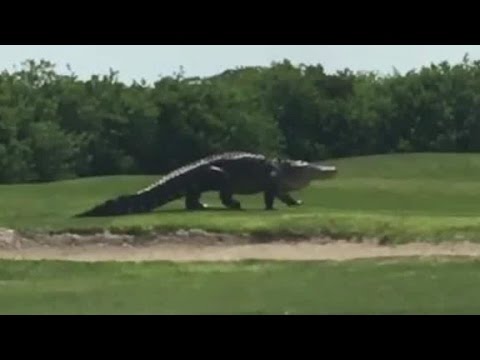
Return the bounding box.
[185,189,208,210]
[209,166,242,210]
[220,188,242,210]
[264,170,280,210]
[264,189,276,210]
[277,192,303,206]
[184,165,242,211]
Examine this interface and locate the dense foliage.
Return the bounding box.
[2,55,480,183]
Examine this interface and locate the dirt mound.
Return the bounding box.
[0,228,31,249]
[2,227,480,262]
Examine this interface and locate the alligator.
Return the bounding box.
[76,151,337,217]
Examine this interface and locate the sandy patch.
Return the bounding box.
[2,227,480,262]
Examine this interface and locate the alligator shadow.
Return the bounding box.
[152,207,246,214]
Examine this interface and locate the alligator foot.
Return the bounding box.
[278,193,303,207]
[220,190,242,210]
[225,199,242,210]
[186,202,209,211]
[185,190,210,211]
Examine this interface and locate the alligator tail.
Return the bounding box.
[76,173,190,218]
[76,194,148,217]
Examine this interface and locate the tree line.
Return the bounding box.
[1,56,480,183]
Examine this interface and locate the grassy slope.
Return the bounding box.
[1,258,480,314]
[3,153,480,242]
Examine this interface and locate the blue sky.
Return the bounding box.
[1,45,480,84]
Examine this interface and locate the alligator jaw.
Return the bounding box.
[307,163,337,180]
[278,160,337,192]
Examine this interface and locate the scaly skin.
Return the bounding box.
[76,152,337,217]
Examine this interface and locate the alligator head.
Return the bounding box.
[276,159,337,191]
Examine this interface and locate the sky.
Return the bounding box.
[1,45,480,84]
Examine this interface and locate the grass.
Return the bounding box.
[3,152,480,243]
[4,152,480,315]
[1,257,480,314]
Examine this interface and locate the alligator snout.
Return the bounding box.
[312,164,337,179]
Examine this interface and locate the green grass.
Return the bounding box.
[1,258,480,314]
[4,152,480,243]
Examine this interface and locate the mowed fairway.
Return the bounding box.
[4,153,480,314]
[3,153,480,243]
[1,258,480,314]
